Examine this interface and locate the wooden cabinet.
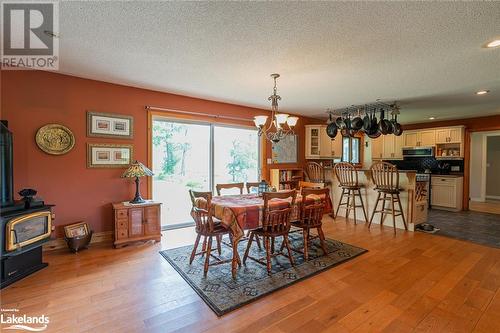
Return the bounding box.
[319,125,342,158]
[370,134,403,160]
[435,126,465,158]
[436,127,463,144]
[306,125,342,159]
[112,201,161,248]
[404,130,436,147]
[431,176,463,211]
[305,125,321,159]
[371,136,384,160]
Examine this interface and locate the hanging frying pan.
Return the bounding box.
[326,114,338,138]
[392,114,403,136]
[377,109,391,135]
[335,117,345,129]
[351,108,364,131]
[362,109,371,132]
[367,128,382,139]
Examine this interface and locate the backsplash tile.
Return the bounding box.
[385,157,464,173]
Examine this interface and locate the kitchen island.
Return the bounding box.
[326,168,428,231]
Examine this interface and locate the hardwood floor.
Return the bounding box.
[470,200,500,215]
[2,216,500,333]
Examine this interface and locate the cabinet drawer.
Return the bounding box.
[115,209,128,219]
[431,177,457,186]
[116,219,128,230]
[116,228,128,240]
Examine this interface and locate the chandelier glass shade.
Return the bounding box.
[253,74,298,143]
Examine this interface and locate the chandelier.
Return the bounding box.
[253,74,298,143]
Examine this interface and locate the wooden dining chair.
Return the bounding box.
[216,182,244,196]
[298,181,324,190]
[189,191,222,259]
[188,190,240,277]
[290,188,329,260]
[246,182,262,194]
[243,191,296,274]
[369,162,407,234]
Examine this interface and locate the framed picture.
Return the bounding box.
[64,222,90,238]
[87,143,133,168]
[87,111,134,139]
[271,134,298,163]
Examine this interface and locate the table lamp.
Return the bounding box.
[121,161,154,204]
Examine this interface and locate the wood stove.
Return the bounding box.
[1,121,54,289]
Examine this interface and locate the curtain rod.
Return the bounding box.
[145,105,254,122]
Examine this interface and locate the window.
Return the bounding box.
[151,117,260,229]
[342,136,360,164]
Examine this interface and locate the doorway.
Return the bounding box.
[469,131,500,214]
[151,116,260,229]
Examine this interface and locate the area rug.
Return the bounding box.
[159,232,367,316]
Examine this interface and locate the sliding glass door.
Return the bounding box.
[152,117,259,229]
[214,126,259,195]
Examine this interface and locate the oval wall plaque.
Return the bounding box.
[35,124,75,155]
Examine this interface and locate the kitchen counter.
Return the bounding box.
[327,169,428,231]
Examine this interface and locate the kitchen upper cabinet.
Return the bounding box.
[380,134,404,159]
[393,135,404,159]
[305,125,321,159]
[371,136,383,160]
[420,130,436,146]
[435,127,464,144]
[306,125,342,159]
[330,131,343,158]
[403,130,435,147]
[403,131,418,147]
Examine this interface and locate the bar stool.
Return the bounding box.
[333,162,368,224]
[369,162,407,234]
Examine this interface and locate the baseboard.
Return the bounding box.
[486,195,500,200]
[470,197,485,202]
[43,231,113,251]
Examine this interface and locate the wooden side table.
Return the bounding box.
[112,201,162,248]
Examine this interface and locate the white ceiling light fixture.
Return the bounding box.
[476,90,490,95]
[429,117,435,120]
[485,39,500,48]
[253,74,298,143]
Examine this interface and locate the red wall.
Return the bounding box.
[1,70,319,236]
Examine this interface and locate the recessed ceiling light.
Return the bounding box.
[476,90,490,95]
[485,39,500,48]
[429,117,435,120]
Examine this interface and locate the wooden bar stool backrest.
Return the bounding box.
[370,162,400,191]
[246,182,262,194]
[188,190,216,233]
[216,182,244,196]
[333,162,358,187]
[300,188,328,228]
[262,190,297,233]
[306,162,324,183]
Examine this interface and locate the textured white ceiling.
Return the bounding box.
[58,1,500,124]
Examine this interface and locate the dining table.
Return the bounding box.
[195,191,332,277]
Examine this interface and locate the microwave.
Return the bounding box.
[402,147,434,158]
